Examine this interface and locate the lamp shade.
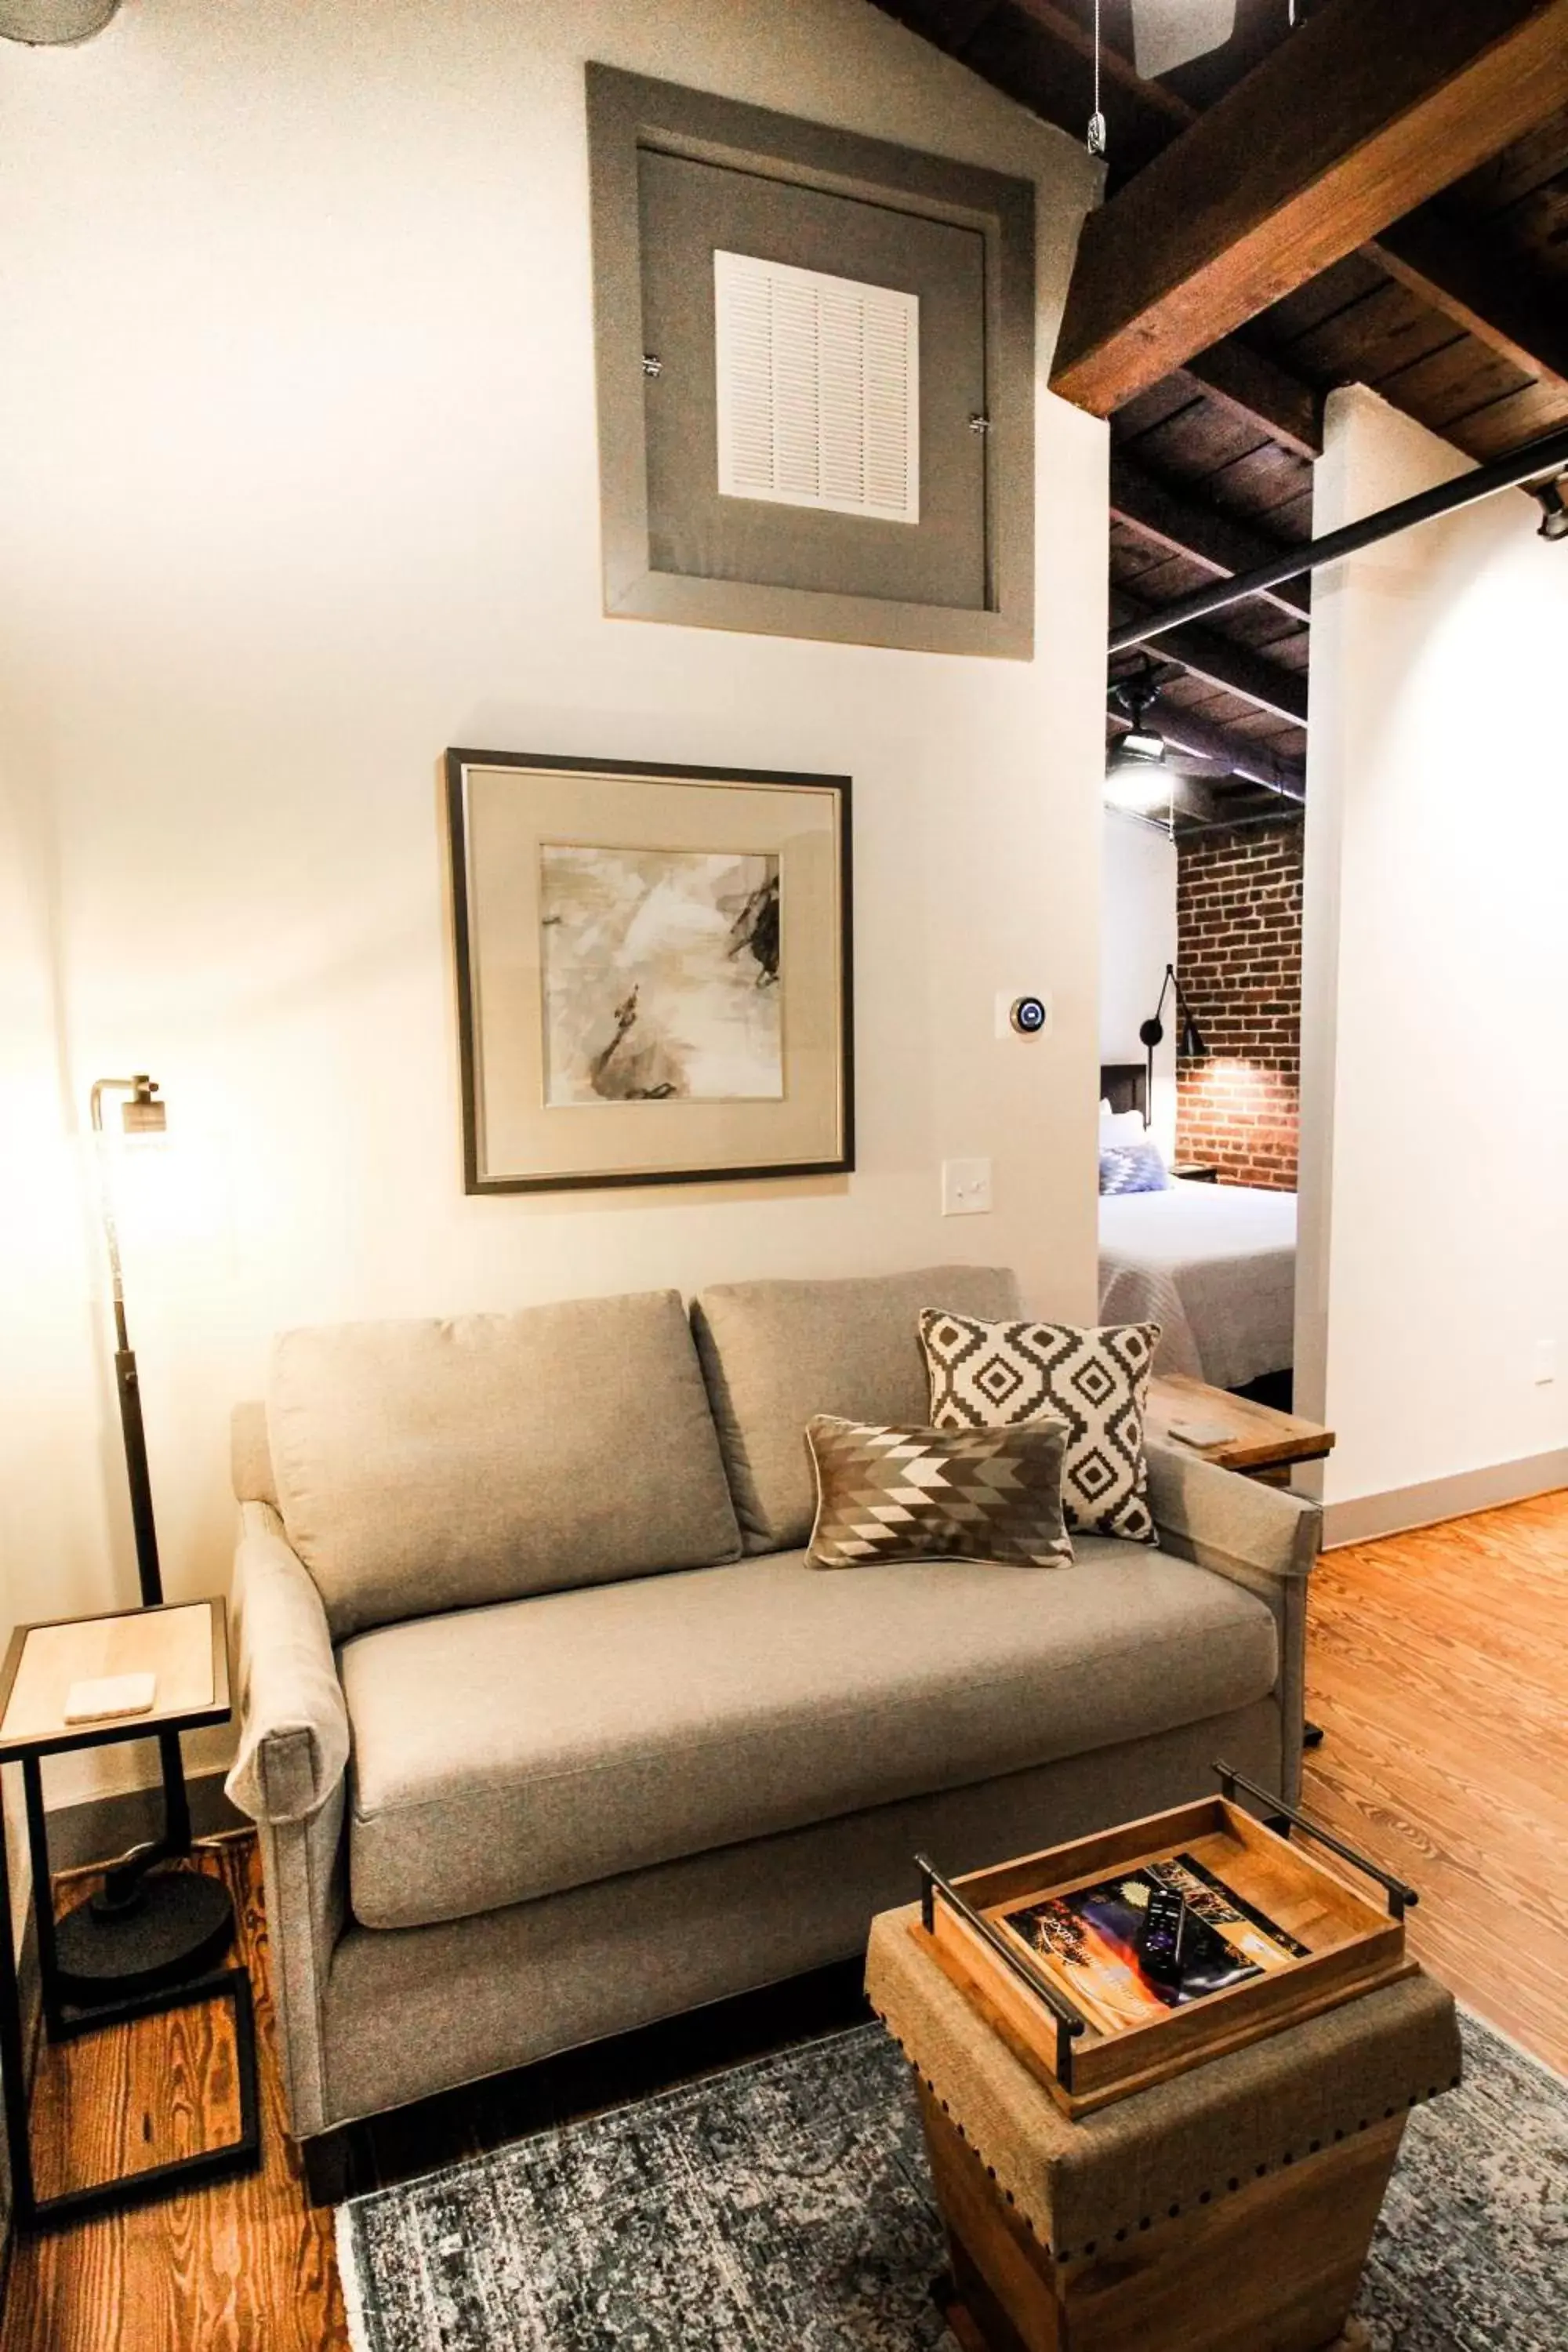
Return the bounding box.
[120,1076,167,1135]
[1178,1006,1208,1059]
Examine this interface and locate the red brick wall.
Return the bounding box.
[1175,819,1302,1191]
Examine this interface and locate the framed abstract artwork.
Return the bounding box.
[445,749,854,1193]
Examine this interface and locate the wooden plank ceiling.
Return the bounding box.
[873,0,1568,829]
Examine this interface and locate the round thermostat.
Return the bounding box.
[1009,995,1048,1036]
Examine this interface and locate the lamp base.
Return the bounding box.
[53,1870,235,2005]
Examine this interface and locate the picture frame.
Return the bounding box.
[445,749,854,1194]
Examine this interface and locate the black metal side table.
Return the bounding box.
[0,1596,260,2230]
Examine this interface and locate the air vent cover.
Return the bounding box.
[713,250,920,524]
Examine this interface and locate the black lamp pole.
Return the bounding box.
[52,1076,235,2002]
[89,1077,191,1852]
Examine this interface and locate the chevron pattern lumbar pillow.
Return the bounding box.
[804,1414,1073,1571]
[919,1310,1160,1545]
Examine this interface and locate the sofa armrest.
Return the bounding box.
[1145,1439,1320,1807]
[1144,1439,1319,1584]
[225,1501,349,1826]
[226,1500,349,2140]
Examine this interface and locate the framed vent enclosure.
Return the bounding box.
[586,64,1036,659]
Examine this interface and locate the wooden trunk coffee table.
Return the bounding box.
[866,1792,1461,2352]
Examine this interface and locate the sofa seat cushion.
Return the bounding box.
[267,1291,741,1639]
[692,1265,1024,1553]
[340,1547,1278,1932]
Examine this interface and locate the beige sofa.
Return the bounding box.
[225,1265,1319,2166]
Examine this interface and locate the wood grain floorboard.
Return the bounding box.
[3,1488,1564,2347]
[0,1835,347,2352]
[1304,1489,1568,2078]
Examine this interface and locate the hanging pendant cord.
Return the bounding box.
[1087,0,1106,157]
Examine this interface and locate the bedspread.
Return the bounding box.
[1098,1181,1297,1390]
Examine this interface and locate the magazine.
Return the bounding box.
[1002,1851,1309,2037]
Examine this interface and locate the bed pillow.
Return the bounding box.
[1100,1141,1171,1196]
[804,1414,1073,1570]
[919,1310,1160,1545]
[1099,1108,1148,1145]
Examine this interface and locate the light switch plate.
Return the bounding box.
[1534,1338,1557,1385]
[942,1157,993,1215]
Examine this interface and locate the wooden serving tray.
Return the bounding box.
[913,1795,1415,2118]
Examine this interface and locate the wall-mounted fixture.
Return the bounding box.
[1530,477,1568,544]
[1138,964,1208,1119]
[0,0,120,43]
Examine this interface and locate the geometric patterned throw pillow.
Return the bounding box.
[804,1414,1073,1571]
[1098,1141,1171,1195]
[919,1311,1160,1545]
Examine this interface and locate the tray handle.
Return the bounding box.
[1214,1760,1419,1921]
[914,1853,1090,2091]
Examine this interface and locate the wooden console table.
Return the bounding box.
[1146,1374,1334,1488]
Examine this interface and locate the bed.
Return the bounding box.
[1098,1063,1297,1390]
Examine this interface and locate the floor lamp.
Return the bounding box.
[52,1075,235,2001]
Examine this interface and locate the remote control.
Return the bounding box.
[1138,1885,1187,1987]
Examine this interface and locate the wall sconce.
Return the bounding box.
[1138,965,1209,1120]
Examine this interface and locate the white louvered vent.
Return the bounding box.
[713,250,920,524]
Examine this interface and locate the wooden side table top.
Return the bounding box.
[1146,1373,1335,1475]
[0,1597,229,1759]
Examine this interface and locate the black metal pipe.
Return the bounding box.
[1109,420,1568,654]
[1174,804,1305,839]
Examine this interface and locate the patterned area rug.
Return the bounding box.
[338,2012,1564,2352]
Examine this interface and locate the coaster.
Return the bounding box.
[1169,1415,1236,1449]
[64,1671,157,1724]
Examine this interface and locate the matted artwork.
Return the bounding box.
[539,845,782,1106]
[446,751,851,1192]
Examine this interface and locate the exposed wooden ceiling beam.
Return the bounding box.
[1052,0,1568,416]
[1176,341,1323,460]
[1110,454,1312,622]
[1111,590,1309,726]
[1368,212,1568,392]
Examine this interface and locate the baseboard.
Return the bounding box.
[1323,1449,1568,1548]
[45,1767,245,1876]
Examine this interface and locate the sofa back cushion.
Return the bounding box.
[267,1291,742,1637]
[691,1265,1022,1552]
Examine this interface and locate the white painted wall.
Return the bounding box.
[1298,386,1568,1526]
[0,0,1107,1806]
[1099,813,1178,1156]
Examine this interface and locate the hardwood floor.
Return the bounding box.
[3,1487,1565,2349]
[1,1835,347,2352]
[1302,1488,1568,2077]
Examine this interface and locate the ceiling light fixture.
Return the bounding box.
[1105,761,1176,816]
[1105,665,1235,820]
[0,0,120,43]
[1131,0,1238,80]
